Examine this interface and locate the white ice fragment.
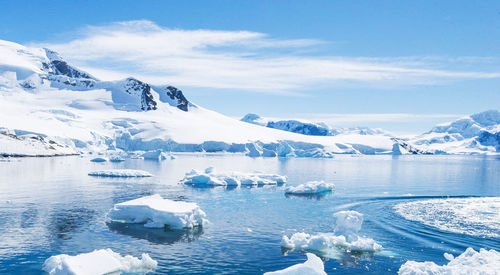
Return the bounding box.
[42,248,157,275]
[281,210,382,254]
[142,150,170,161]
[398,248,500,275]
[285,181,334,195]
[264,253,326,275]
[333,210,364,241]
[181,167,286,187]
[88,169,152,177]
[107,194,207,229]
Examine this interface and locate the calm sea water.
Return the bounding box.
[0,155,499,274]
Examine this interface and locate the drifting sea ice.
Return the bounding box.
[398,248,500,275]
[88,169,153,177]
[281,211,382,254]
[264,253,327,275]
[285,181,335,195]
[42,248,157,275]
[180,167,286,187]
[107,194,207,229]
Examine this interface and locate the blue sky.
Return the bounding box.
[1,0,500,134]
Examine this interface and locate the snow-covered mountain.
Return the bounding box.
[241,113,392,137]
[409,110,500,154]
[0,39,452,157]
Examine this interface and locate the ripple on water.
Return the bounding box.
[394,197,500,238]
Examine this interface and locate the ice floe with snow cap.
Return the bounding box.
[398,247,500,275]
[285,181,335,195]
[281,211,382,257]
[42,248,157,275]
[88,169,153,177]
[180,167,286,187]
[264,253,326,275]
[107,194,207,229]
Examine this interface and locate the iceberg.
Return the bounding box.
[180,167,286,187]
[285,181,334,195]
[281,211,382,254]
[42,248,157,275]
[264,253,327,275]
[398,248,500,275]
[107,194,207,229]
[88,169,153,177]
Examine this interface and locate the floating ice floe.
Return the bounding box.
[398,248,500,275]
[285,181,335,195]
[42,248,157,275]
[281,211,382,255]
[180,167,286,187]
[90,157,107,162]
[264,253,327,275]
[88,169,153,177]
[107,194,207,229]
[394,197,500,238]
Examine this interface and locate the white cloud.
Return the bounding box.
[35,20,500,92]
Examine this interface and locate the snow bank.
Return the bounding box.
[281,211,382,254]
[42,248,157,275]
[181,167,286,187]
[264,253,326,275]
[90,157,107,162]
[88,169,152,177]
[107,194,207,229]
[285,181,334,195]
[398,248,500,275]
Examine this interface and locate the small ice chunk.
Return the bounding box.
[398,248,500,275]
[90,157,107,162]
[281,210,382,254]
[285,181,334,195]
[88,169,153,177]
[281,232,382,253]
[181,167,286,187]
[264,253,326,275]
[42,248,157,275]
[443,252,454,261]
[333,211,363,241]
[107,194,207,229]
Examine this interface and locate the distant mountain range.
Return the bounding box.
[0,39,499,157]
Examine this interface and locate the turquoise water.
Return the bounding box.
[0,155,499,274]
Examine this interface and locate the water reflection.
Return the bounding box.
[284,192,333,200]
[107,222,203,245]
[48,207,96,240]
[281,248,376,268]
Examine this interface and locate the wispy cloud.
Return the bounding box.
[36,20,500,93]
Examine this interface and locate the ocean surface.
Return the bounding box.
[0,154,499,274]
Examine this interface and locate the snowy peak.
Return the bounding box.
[153,85,191,112]
[240,113,392,137]
[42,48,96,80]
[470,110,500,127]
[101,78,158,111]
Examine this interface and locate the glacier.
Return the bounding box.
[107,194,207,229]
[264,253,327,275]
[1,39,500,157]
[42,248,157,275]
[0,39,425,158]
